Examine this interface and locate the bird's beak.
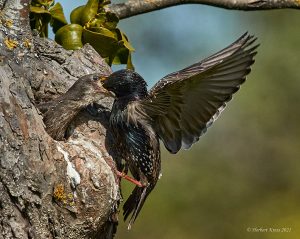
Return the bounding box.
[96,76,115,98]
[100,76,107,82]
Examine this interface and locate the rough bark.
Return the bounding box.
[0,0,120,238]
[108,0,300,19]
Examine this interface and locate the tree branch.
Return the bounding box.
[108,0,300,19]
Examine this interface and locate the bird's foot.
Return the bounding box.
[116,171,143,188]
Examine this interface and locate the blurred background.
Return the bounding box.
[58,1,300,238]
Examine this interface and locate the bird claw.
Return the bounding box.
[116,171,144,188]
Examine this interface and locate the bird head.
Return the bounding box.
[101,69,148,99]
[65,73,115,106]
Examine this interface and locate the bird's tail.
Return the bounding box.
[123,184,154,230]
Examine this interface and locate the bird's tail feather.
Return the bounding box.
[123,185,153,230]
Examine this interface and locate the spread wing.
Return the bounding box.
[140,33,258,153]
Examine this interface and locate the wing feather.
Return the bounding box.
[141,33,258,153]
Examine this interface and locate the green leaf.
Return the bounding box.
[88,14,107,28]
[126,52,134,70]
[103,12,119,30]
[70,5,84,24]
[111,30,135,68]
[32,0,54,8]
[99,0,111,7]
[55,24,83,50]
[82,27,121,61]
[88,26,117,39]
[30,6,51,15]
[49,3,68,33]
[113,48,128,64]
[49,3,67,24]
[30,6,51,36]
[81,0,99,26]
[113,47,134,69]
[119,31,134,52]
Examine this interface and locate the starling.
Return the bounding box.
[38,73,113,140]
[101,33,258,229]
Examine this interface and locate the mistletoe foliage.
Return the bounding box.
[30,0,134,69]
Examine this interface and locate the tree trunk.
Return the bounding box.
[0,1,120,238]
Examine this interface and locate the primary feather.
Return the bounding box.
[142,33,258,153]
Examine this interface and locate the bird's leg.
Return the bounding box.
[116,171,143,188]
[111,162,144,187]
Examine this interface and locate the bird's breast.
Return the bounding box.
[110,103,160,180]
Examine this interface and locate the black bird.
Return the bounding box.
[38,73,113,140]
[101,33,258,229]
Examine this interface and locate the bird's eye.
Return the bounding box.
[92,75,100,81]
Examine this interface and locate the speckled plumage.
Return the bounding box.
[103,33,258,228]
[107,77,161,228]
